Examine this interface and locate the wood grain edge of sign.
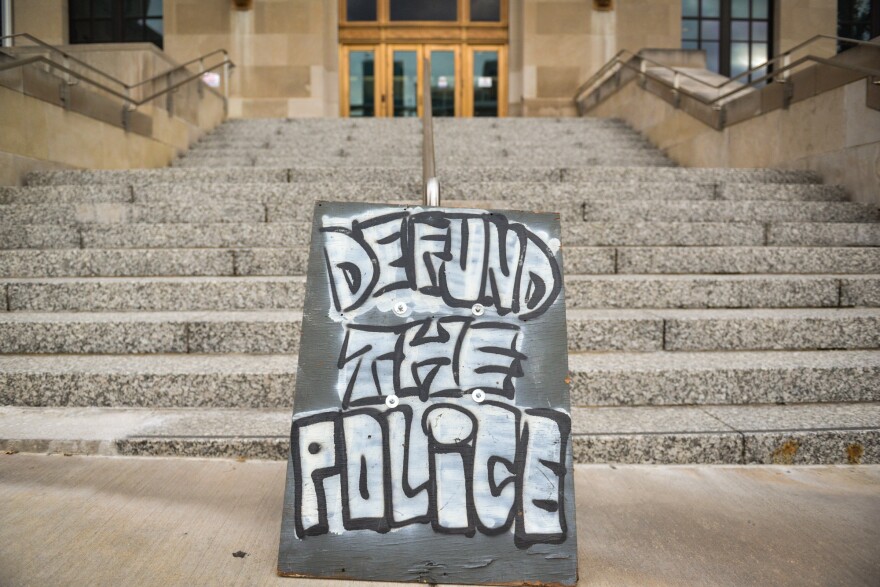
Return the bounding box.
[276,569,578,587]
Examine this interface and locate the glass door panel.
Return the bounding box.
[428,48,457,117]
[390,48,420,117]
[346,48,377,117]
[471,50,499,116]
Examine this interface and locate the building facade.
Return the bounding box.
[4,0,875,118]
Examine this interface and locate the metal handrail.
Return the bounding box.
[0,32,128,88]
[0,33,233,94]
[574,35,880,103]
[0,52,233,129]
[578,52,880,113]
[129,49,231,89]
[422,56,439,207]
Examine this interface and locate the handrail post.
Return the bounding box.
[671,70,681,108]
[165,72,173,114]
[223,60,230,101]
[197,57,205,98]
[422,56,439,207]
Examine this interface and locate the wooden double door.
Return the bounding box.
[342,44,506,117]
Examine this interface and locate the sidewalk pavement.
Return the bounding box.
[0,453,877,586]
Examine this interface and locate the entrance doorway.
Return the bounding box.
[342,44,506,118]
[338,0,508,117]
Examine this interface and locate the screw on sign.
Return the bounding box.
[278,202,576,586]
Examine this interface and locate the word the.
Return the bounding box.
[338,316,524,408]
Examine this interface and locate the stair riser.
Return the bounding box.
[2,315,876,354]
[183,143,660,156]
[0,222,771,250]
[2,182,847,206]
[27,166,822,186]
[4,280,307,311]
[571,365,880,406]
[2,426,872,465]
[6,200,869,228]
[571,430,880,465]
[565,277,848,309]
[0,203,268,226]
[768,223,880,246]
[2,247,877,278]
[0,372,295,409]
[2,363,877,409]
[582,202,878,223]
[616,248,880,274]
[6,277,876,311]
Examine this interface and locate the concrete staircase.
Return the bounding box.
[1,117,878,464]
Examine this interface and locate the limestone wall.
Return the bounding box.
[589,76,880,207]
[0,58,225,186]
[518,0,680,116]
[163,0,337,118]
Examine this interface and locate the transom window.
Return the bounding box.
[69,0,163,49]
[681,0,772,83]
[343,0,502,23]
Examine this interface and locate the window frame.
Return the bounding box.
[339,0,508,28]
[69,0,164,49]
[681,0,773,83]
[837,0,880,52]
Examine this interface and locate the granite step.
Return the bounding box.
[569,350,880,406]
[172,156,676,169]
[1,350,877,408]
[1,308,877,355]
[767,223,880,246]
[116,181,858,204]
[615,246,880,274]
[2,245,866,277]
[3,200,873,230]
[581,201,879,223]
[4,245,870,277]
[0,201,268,225]
[4,274,876,312]
[3,276,308,312]
[0,402,876,464]
[2,181,847,206]
[570,308,880,352]
[26,166,822,187]
[0,221,783,249]
[184,140,660,155]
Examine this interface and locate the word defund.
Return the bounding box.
[322,210,562,320]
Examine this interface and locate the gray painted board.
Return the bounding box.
[277,201,577,585]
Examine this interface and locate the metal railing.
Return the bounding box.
[0,33,234,128]
[422,56,439,207]
[574,35,880,112]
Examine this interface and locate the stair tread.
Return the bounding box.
[2,349,877,373]
[2,307,877,322]
[569,348,880,369]
[1,402,876,438]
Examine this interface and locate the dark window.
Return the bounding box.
[389,0,457,22]
[838,0,880,52]
[347,0,377,22]
[69,0,163,49]
[681,0,772,83]
[470,0,501,22]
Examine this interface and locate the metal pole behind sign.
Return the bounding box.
[422,56,439,206]
[1,0,14,47]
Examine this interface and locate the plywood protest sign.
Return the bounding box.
[277,201,577,585]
